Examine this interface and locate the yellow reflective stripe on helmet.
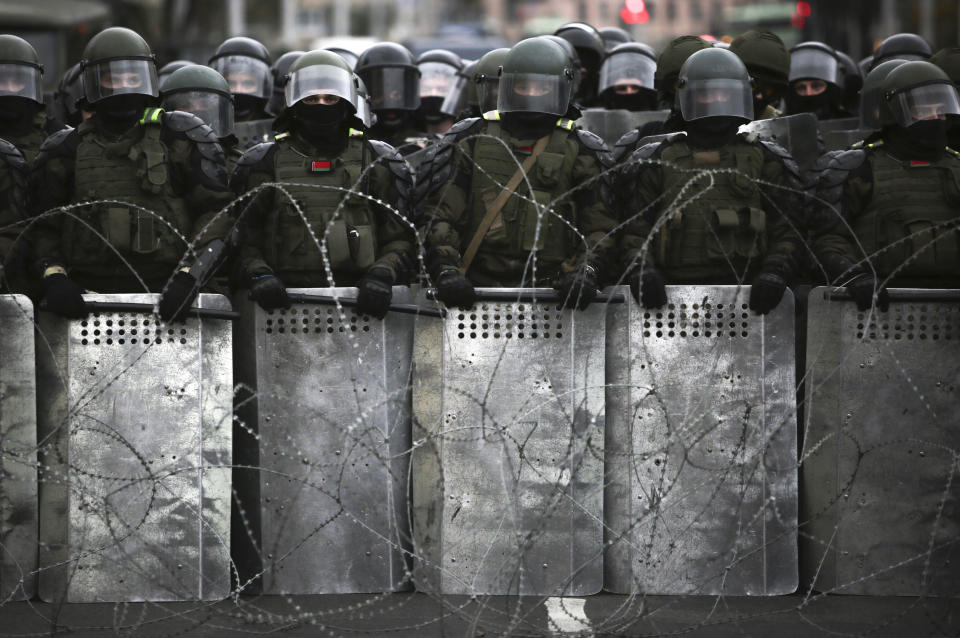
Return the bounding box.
[348,128,364,137]
[482,110,501,121]
[556,118,574,130]
[139,107,164,126]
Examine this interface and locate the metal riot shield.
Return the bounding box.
[0,295,37,600]
[232,287,417,594]
[234,118,275,151]
[741,113,820,172]
[816,116,859,135]
[36,294,233,602]
[605,286,798,595]
[823,129,869,151]
[802,288,960,596]
[577,109,670,147]
[411,289,607,595]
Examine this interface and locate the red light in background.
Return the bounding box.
[796,1,812,17]
[791,13,806,28]
[700,34,718,42]
[621,6,650,24]
[625,0,646,12]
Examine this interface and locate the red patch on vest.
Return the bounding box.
[514,146,533,155]
[311,161,332,172]
[910,160,932,167]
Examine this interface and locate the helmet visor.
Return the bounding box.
[789,48,841,85]
[163,89,234,138]
[891,82,960,127]
[285,64,358,111]
[440,71,468,116]
[0,62,42,102]
[83,58,159,104]
[598,52,656,94]
[419,61,458,98]
[497,72,571,115]
[477,76,500,113]
[210,55,272,99]
[362,66,420,111]
[678,78,753,120]
[356,94,374,127]
[859,86,884,129]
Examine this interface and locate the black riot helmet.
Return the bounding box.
[599,26,631,52]
[598,43,657,111]
[786,41,846,119]
[161,65,235,139]
[208,36,273,117]
[325,47,359,70]
[930,47,960,86]
[0,34,44,105]
[158,60,193,89]
[81,27,159,110]
[676,47,753,122]
[554,22,606,104]
[497,37,574,117]
[859,59,906,129]
[880,60,960,128]
[416,49,462,126]
[789,41,843,87]
[266,50,304,116]
[355,42,421,112]
[872,33,932,69]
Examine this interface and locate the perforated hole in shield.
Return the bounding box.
[77,313,184,346]
[264,306,371,335]
[855,303,958,341]
[642,300,752,338]
[456,303,565,339]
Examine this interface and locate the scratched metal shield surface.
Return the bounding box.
[233,287,414,594]
[0,295,37,600]
[741,112,819,172]
[411,288,606,596]
[577,108,670,147]
[802,288,960,596]
[605,285,798,595]
[36,294,233,602]
[234,118,275,151]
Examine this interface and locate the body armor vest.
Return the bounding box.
[0,111,50,164]
[69,108,191,271]
[855,143,960,280]
[267,130,377,280]
[463,114,578,282]
[655,137,767,281]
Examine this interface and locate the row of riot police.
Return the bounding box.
[0,25,958,328]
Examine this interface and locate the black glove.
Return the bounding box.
[435,270,476,309]
[158,271,200,322]
[41,273,88,319]
[749,271,788,315]
[628,267,667,308]
[356,267,394,319]
[847,273,890,312]
[248,272,291,311]
[553,265,599,310]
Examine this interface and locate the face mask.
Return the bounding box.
[418,96,447,124]
[683,116,742,148]
[604,91,657,112]
[785,87,839,120]
[96,94,151,129]
[888,118,948,160]
[234,94,264,120]
[293,101,349,149]
[0,96,36,126]
[376,109,407,131]
[501,112,557,139]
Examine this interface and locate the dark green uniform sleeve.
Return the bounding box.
[27,128,78,273]
[164,133,234,252]
[366,142,415,281]
[809,149,873,277]
[757,144,805,280]
[617,144,665,274]
[230,142,276,278]
[568,137,617,274]
[422,136,473,277]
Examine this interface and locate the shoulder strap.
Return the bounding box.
[459,132,551,275]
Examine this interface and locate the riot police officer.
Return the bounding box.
[161,65,241,173]
[871,33,931,69]
[28,27,234,321]
[857,59,906,132]
[421,37,616,310]
[729,30,790,120]
[415,49,463,136]
[209,37,272,122]
[785,41,849,120]
[616,47,803,314]
[0,138,27,290]
[230,50,415,318]
[0,35,65,162]
[554,22,607,108]
[355,42,424,154]
[598,43,657,112]
[812,61,960,308]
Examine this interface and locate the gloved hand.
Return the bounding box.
[356,267,394,319]
[847,273,890,312]
[749,271,788,315]
[435,269,476,309]
[158,271,200,322]
[248,271,290,311]
[628,267,667,308]
[41,273,88,319]
[553,265,598,310]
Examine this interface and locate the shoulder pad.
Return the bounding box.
[35,127,79,165]
[0,137,27,215]
[367,138,414,184]
[163,110,220,144]
[574,128,613,167]
[231,141,276,192]
[612,128,642,163]
[825,148,868,173]
[0,138,26,172]
[757,138,803,183]
[443,116,484,142]
[811,148,868,219]
[236,141,276,169]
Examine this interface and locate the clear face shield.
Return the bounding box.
[889,82,960,127]
[285,64,358,112]
[678,78,754,121]
[163,89,234,138]
[497,72,571,116]
[789,48,842,85]
[82,58,159,104]
[598,52,656,95]
[440,70,470,117]
[210,55,272,99]
[418,61,458,98]
[0,62,43,103]
[477,75,500,113]
[362,66,420,111]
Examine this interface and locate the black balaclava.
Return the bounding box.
[501,112,556,139]
[683,116,743,148]
[95,94,153,133]
[603,91,657,112]
[375,109,409,132]
[0,96,37,132]
[417,96,447,125]
[234,94,266,121]
[785,84,842,119]
[293,101,349,154]
[886,119,948,160]
[947,118,960,150]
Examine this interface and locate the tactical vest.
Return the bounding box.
[266,129,378,278]
[0,111,50,164]
[69,108,192,270]
[655,138,768,279]
[463,112,578,278]
[855,142,960,280]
